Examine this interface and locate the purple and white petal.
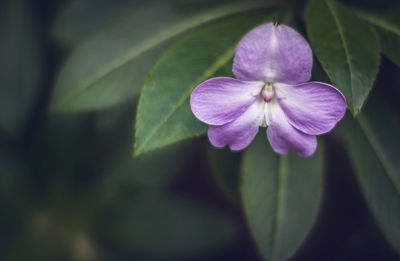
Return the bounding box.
[233,23,312,84]
[266,101,316,157]
[190,77,264,126]
[274,82,346,135]
[208,98,264,151]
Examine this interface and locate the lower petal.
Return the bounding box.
[208,98,264,151]
[266,101,316,157]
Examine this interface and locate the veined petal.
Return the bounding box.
[208,98,264,151]
[190,77,264,126]
[233,23,312,84]
[275,82,346,135]
[266,101,316,157]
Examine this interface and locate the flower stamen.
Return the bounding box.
[262,82,274,102]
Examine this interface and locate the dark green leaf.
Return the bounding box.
[240,133,323,261]
[374,27,400,66]
[306,0,380,115]
[0,0,43,134]
[355,4,400,66]
[356,3,400,37]
[50,0,273,113]
[134,9,280,155]
[338,96,400,254]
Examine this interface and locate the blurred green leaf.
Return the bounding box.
[338,96,400,255]
[50,0,273,113]
[101,192,236,260]
[355,4,400,66]
[240,133,323,261]
[306,0,380,116]
[134,9,280,155]
[0,150,27,201]
[52,0,146,47]
[207,146,241,202]
[102,141,194,198]
[0,0,43,134]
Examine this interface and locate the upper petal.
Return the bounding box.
[233,23,312,84]
[208,97,264,151]
[274,82,346,135]
[266,101,316,157]
[190,77,264,126]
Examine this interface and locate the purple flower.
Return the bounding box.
[190,23,346,157]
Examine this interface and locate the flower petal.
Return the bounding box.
[274,82,346,135]
[208,98,264,151]
[190,77,264,126]
[233,23,312,84]
[266,101,316,157]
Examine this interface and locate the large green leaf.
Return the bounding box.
[50,0,273,113]
[240,133,323,261]
[134,9,280,155]
[355,4,400,66]
[0,0,43,134]
[306,0,380,115]
[338,96,400,254]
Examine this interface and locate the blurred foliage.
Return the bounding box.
[0,0,44,135]
[1,0,400,260]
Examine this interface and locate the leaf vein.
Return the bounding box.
[136,46,236,153]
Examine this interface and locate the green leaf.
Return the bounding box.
[374,27,400,66]
[356,3,400,37]
[355,4,400,66]
[50,0,273,113]
[0,0,43,134]
[134,9,280,155]
[101,192,235,259]
[306,0,380,115]
[338,96,400,255]
[240,133,323,261]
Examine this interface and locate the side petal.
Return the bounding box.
[208,98,264,151]
[266,101,317,157]
[190,77,264,126]
[233,23,312,84]
[274,82,346,135]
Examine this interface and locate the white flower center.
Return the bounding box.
[259,82,277,128]
[262,82,274,102]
